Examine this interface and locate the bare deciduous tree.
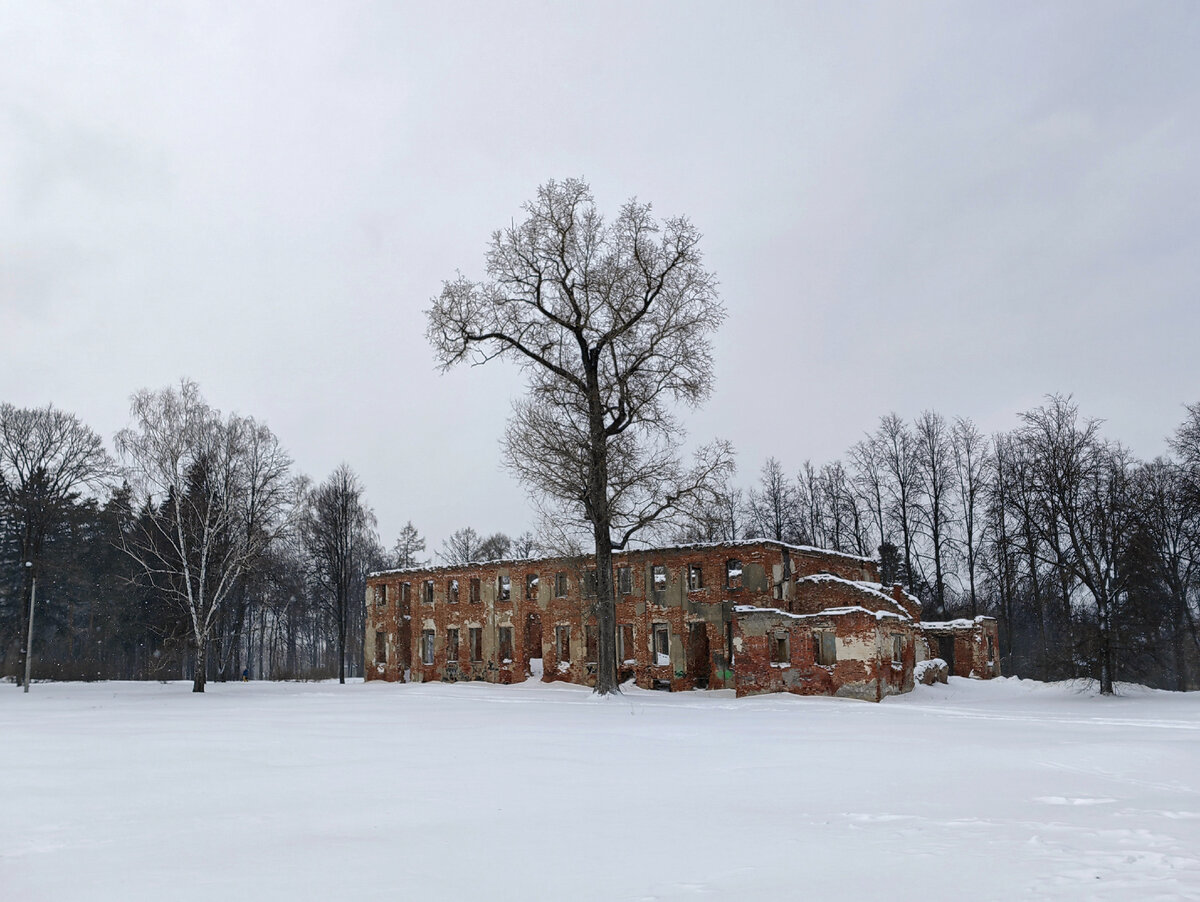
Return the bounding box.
[952,417,990,616]
[427,178,732,694]
[300,464,377,684]
[1018,395,1136,694]
[673,475,744,544]
[115,380,294,692]
[796,460,822,547]
[875,413,922,592]
[510,531,539,558]
[914,410,956,616]
[849,436,886,555]
[477,532,513,561]
[439,526,484,565]
[747,457,800,543]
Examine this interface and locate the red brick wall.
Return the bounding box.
[732,607,917,701]
[365,540,880,694]
[919,618,1002,679]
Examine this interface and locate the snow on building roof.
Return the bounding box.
[918,616,996,631]
[732,604,906,623]
[794,573,914,620]
[369,536,877,578]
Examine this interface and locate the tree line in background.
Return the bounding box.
[3,384,1198,693]
[2,383,419,691]
[0,381,551,691]
[675,396,1200,693]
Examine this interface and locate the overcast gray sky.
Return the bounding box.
[2,1,1197,552]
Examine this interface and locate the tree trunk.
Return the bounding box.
[193,638,207,693]
[967,544,978,619]
[337,585,347,685]
[1097,591,1114,695]
[586,358,619,696]
[1171,584,1188,692]
[593,522,618,695]
[14,576,31,689]
[932,524,945,617]
[1025,541,1048,679]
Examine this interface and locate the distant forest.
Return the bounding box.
[674,396,1200,692]
[2,388,1198,691]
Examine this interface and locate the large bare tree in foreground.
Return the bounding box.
[116,381,294,692]
[427,178,731,695]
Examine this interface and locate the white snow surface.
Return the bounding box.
[2,677,1199,901]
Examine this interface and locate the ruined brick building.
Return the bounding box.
[364,539,999,701]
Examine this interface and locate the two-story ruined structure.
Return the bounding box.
[364,539,1000,701]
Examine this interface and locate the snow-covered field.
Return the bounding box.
[2,677,1198,902]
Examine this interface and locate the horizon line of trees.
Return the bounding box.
[1,384,434,691]
[3,387,1198,693]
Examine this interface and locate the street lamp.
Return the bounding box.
[23,561,35,694]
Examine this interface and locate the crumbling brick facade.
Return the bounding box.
[363,539,998,700]
[918,617,1002,679]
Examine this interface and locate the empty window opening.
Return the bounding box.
[892,634,904,664]
[653,623,670,666]
[446,628,460,662]
[498,626,514,662]
[525,573,539,599]
[582,570,597,597]
[375,585,387,606]
[375,631,387,664]
[554,572,568,598]
[422,580,434,605]
[448,579,459,604]
[469,627,483,663]
[400,582,411,605]
[726,560,743,589]
[555,625,571,662]
[770,631,790,664]
[469,577,481,604]
[421,630,435,665]
[652,565,667,600]
[987,636,995,663]
[585,623,598,664]
[814,630,837,666]
[498,575,511,602]
[688,565,703,592]
[617,566,632,596]
[618,623,635,664]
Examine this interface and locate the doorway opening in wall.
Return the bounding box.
[724,621,734,683]
[651,623,671,691]
[525,612,543,679]
[617,623,636,684]
[937,635,956,675]
[397,600,412,683]
[687,622,711,689]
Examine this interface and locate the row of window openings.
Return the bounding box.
[766,632,904,666]
[407,623,671,668]
[386,626,904,670]
[410,626,501,666]
[374,560,747,607]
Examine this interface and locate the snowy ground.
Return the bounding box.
[2,676,1198,902]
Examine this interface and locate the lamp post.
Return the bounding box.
[23,561,35,694]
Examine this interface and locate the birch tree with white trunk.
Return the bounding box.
[115,380,295,692]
